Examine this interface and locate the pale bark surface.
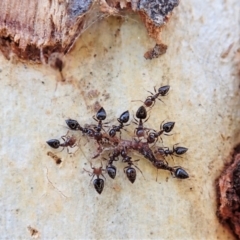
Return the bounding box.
[0,0,239,239]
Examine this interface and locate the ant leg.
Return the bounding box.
[156,169,159,182]
[101,173,106,180]
[157,97,165,104]
[70,143,77,148]
[133,163,146,180]
[169,155,175,163]
[61,136,66,142]
[164,133,174,136]
[66,147,70,154]
[159,119,165,130]
[173,154,183,159]
[132,114,139,125]
[61,130,70,139]
[92,116,98,122]
[99,163,106,180]
[59,147,65,153]
[147,90,154,95]
[119,129,122,139]
[173,143,180,151]
[123,166,128,173]
[83,168,93,176]
[131,100,144,104]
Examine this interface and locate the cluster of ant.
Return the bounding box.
[46,85,189,194]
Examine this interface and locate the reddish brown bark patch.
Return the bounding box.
[217,149,240,238]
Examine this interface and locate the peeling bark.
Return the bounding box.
[217,150,240,238]
[0,0,179,62]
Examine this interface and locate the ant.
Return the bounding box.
[109,110,130,137]
[156,144,188,158]
[83,163,106,194]
[92,107,108,132]
[133,106,150,138]
[65,119,89,134]
[46,131,77,153]
[153,160,189,179]
[104,149,120,179]
[132,85,170,108]
[147,121,175,144]
[65,119,108,145]
[144,85,170,107]
[121,149,145,183]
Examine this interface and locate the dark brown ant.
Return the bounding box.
[121,150,145,183]
[133,106,150,138]
[104,149,120,179]
[132,85,170,107]
[46,132,77,153]
[144,85,170,107]
[156,144,188,158]
[147,121,175,144]
[92,107,108,132]
[109,110,130,137]
[153,160,189,179]
[83,163,106,194]
[65,119,108,145]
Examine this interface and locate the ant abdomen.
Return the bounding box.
[136,106,147,119]
[93,178,104,194]
[96,107,107,121]
[158,85,170,96]
[65,119,81,130]
[125,167,136,183]
[175,147,188,155]
[174,168,189,179]
[163,122,175,133]
[107,165,117,179]
[118,110,129,123]
[46,139,60,149]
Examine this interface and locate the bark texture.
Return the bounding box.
[0,0,178,62]
[218,152,240,238]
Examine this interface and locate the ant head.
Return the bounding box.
[107,165,117,179]
[93,178,104,194]
[119,110,130,123]
[125,167,136,183]
[46,139,60,149]
[87,129,95,137]
[65,119,80,130]
[157,147,165,155]
[136,106,147,119]
[174,167,189,179]
[144,97,153,107]
[96,107,107,121]
[163,122,175,133]
[158,85,170,96]
[121,149,127,158]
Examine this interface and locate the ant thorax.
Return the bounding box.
[46,85,189,194]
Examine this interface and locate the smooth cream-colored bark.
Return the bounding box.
[0,0,239,239]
